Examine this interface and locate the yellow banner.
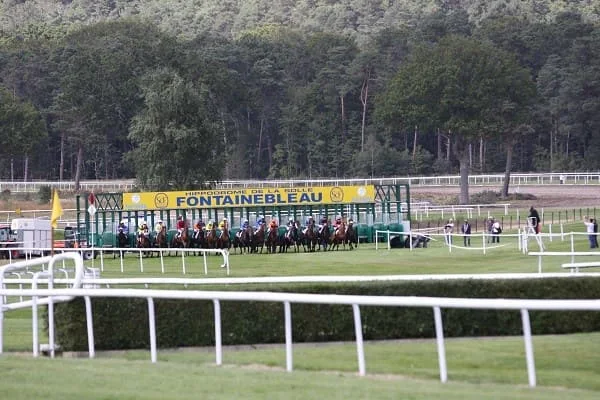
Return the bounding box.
[123,185,376,210]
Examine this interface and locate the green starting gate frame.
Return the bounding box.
[76,184,410,246]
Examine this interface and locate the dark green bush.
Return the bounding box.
[38,185,52,204]
[51,278,600,351]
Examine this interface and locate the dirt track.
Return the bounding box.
[411,184,600,208]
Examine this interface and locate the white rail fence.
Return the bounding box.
[1,172,599,193]
[2,285,600,388]
[0,246,230,276]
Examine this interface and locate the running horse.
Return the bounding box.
[117,229,129,249]
[329,220,347,251]
[282,222,300,253]
[302,220,318,252]
[217,224,231,250]
[252,223,266,253]
[170,226,189,255]
[155,226,168,248]
[318,220,330,251]
[205,224,218,249]
[234,225,254,254]
[137,230,152,256]
[344,220,358,250]
[190,225,205,250]
[265,225,279,254]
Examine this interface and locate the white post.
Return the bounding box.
[181,250,186,275]
[99,249,104,272]
[409,231,413,252]
[352,304,366,376]
[433,307,448,383]
[160,250,165,274]
[521,309,537,387]
[32,280,39,357]
[139,249,144,273]
[147,297,157,363]
[375,231,379,251]
[84,296,95,358]
[284,301,293,372]
[213,299,222,366]
[482,231,486,255]
[548,224,553,242]
[203,252,208,275]
[48,270,55,359]
[120,251,124,273]
[570,234,575,265]
[387,231,391,251]
[560,224,564,241]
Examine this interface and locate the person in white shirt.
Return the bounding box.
[444,219,454,245]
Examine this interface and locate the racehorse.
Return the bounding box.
[234,226,254,254]
[282,222,300,253]
[170,226,189,255]
[190,227,205,250]
[302,221,318,252]
[205,225,218,249]
[217,225,231,250]
[252,223,266,253]
[344,221,358,250]
[265,226,279,254]
[154,226,168,248]
[329,221,347,251]
[318,222,330,251]
[137,231,152,257]
[117,229,129,248]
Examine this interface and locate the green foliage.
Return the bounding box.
[37,185,52,204]
[53,278,600,351]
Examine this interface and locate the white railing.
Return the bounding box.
[1,172,599,193]
[1,285,600,388]
[0,246,231,276]
[0,253,85,357]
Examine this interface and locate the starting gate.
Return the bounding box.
[76,183,410,247]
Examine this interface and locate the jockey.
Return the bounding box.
[196,220,205,231]
[176,215,186,238]
[154,220,165,234]
[287,217,295,229]
[218,217,228,231]
[303,216,314,235]
[333,216,343,233]
[268,219,278,233]
[255,216,266,230]
[137,220,149,237]
[241,219,250,230]
[318,216,328,234]
[206,220,214,231]
[118,220,129,235]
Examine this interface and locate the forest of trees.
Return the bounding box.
[0,0,599,194]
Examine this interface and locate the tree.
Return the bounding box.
[377,35,534,203]
[127,68,221,190]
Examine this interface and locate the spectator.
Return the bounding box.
[444,218,454,245]
[584,216,597,249]
[528,206,541,234]
[486,217,494,243]
[491,219,502,243]
[461,219,471,247]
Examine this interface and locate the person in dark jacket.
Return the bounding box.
[528,206,541,234]
[461,219,472,247]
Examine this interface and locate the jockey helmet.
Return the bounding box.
[158,220,163,224]
[223,217,227,221]
[141,220,146,226]
[289,217,294,222]
[178,215,183,220]
[120,220,126,224]
[243,219,248,223]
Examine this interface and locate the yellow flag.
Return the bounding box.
[51,189,63,229]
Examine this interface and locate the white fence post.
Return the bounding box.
[84,296,95,358]
[352,304,366,376]
[213,299,222,366]
[521,309,537,387]
[433,306,448,383]
[284,301,293,372]
[148,297,157,363]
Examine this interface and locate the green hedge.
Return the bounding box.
[51,278,600,351]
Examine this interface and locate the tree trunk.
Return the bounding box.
[412,126,418,160]
[59,132,65,181]
[340,94,345,144]
[479,137,484,173]
[459,154,469,204]
[437,129,442,159]
[501,141,514,198]
[75,144,83,191]
[23,156,28,182]
[257,118,264,172]
[360,71,370,152]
